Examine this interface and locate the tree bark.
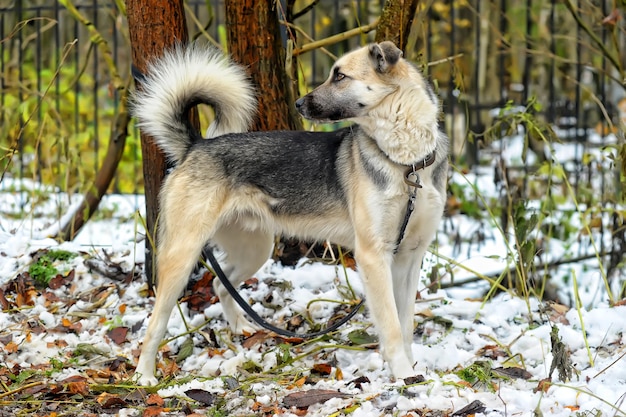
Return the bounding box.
[126,0,194,288]
[375,0,420,52]
[225,0,302,131]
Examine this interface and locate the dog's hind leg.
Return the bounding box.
[135,179,220,386]
[212,225,274,335]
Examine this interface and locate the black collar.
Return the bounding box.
[404,150,436,188]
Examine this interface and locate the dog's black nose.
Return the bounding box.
[295,97,303,109]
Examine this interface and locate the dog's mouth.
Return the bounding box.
[295,96,350,122]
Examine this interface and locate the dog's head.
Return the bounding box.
[295,41,407,122]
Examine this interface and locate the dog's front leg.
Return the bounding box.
[354,237,414,379]
[391,248,426,363]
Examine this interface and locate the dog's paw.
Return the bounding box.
[134,372,159,387]
[231,319,261,336]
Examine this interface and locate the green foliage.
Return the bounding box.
[456,361,495,390]
[1,45,140,195]
[28,249,77,287]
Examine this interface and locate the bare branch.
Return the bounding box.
[292,0,321,20]
[563,0,623,76]
[290,18,379,57]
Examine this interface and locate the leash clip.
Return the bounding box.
[404,165,422,188]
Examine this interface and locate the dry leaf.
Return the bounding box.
[452,399,486,416]
[288,376,307,389]
[476,344,507,359]
[142,406,164,417]
[312,363,332,376]
[349,376,370,389]
[146,393,164,406]
[0,288,10,310]
[534,377,552,393]
[242,331,271,349]
[492,366,532,380]
[185,389,216,406]
[107,327,129,345]
[4,341,19,354]
[67,381,90,396]
[97,392,127,408]
[158,359,180,379]
[283,389,350,409]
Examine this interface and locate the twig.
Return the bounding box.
[280,20,336,60]
[58,0,124,91]
[292,0,321,20]
[593,349,626,379]
[427,53,464,67]
[184,2,220,48]
[290,18,380,56]
[438,251,610,289]
[0,381,45,399]
[562,0,622,75]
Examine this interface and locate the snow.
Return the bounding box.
[1,137,625,416]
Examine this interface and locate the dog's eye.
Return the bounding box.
[334,72,346,82]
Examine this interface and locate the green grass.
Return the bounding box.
[28,249,77,287]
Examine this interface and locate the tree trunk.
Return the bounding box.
[225,0,302,131]
[375,0,420,52]
[126,0,194,289]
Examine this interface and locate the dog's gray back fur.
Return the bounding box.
[186,128,352,216]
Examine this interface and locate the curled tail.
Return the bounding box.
[130,44,257,164]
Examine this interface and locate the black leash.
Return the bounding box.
[394,150,437,254]
[205,249,365,339]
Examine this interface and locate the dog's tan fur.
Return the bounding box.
[131,41,448,385]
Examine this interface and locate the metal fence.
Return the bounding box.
[1,0,625,275]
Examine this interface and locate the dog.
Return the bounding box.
[131,41,449,386]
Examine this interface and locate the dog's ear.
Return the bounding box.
[368,41,403,73]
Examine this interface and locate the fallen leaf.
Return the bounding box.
[403,375,426,385]
[175,337,194,363]
[67,381,90,396]
[156,359,179,379]
[288,376,307,389]
[107,327,129,345]
[185,389,216,406]
[492,366,532,380]
[49,269,75,289]
[349,376,370,389]
[0,288,10,310]
[476,344,507,359]
[534,378,552,393]
[142,406,164,417]
[312,363,332,376]
[242,331,272,349]
[4,341,19,353]
[146,393,164,406]
[97,392,127,408]
[452,399,486,416]
[347,329,378,347]
[283,389,350,409]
